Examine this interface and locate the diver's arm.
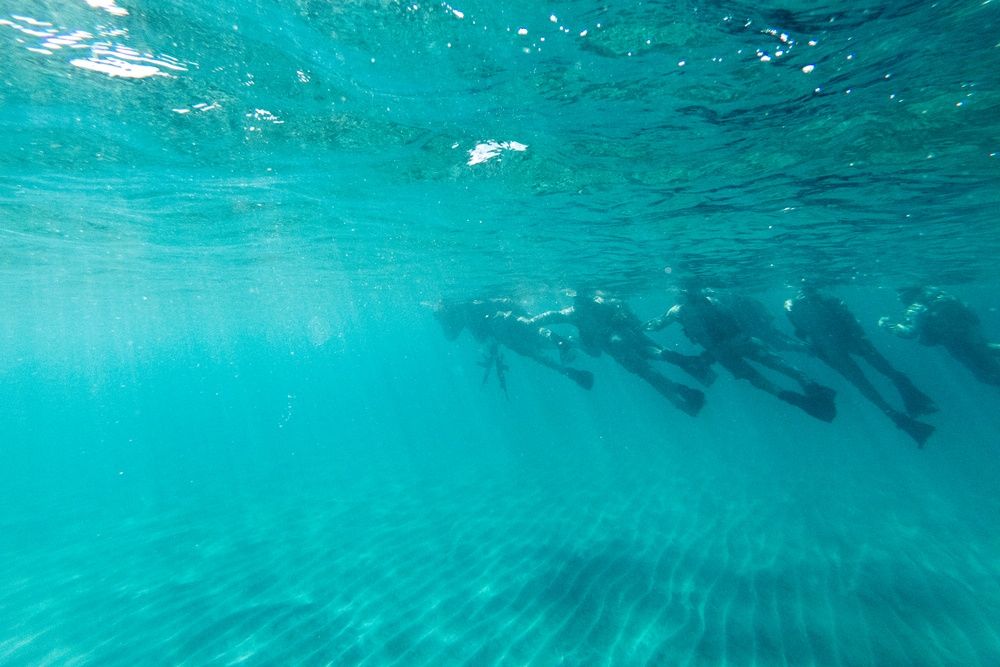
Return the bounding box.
[784,300,808,341]
[770,331,810,353]
[644,304,681,332]
[522,308,574,327]
[879,318,917,339]
[538,327,575,343]
[879,304,924,339]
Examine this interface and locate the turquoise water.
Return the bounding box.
[2,0,1000,664]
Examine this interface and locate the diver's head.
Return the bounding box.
[797,280,821,296]
[673,272,719,304]
[678,275,706,294]
[574,288,602,306]
[897,286,933,304]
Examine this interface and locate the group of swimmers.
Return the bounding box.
[434,286,1000,448]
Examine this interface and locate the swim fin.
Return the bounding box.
[637,366,705,416]
[676,353,718,387]
[804,382,836,403]
[779,390,837,423]
[891,413,935,448]
[897,382,938,418]
[566,368,594,391]
[675,385,706,417]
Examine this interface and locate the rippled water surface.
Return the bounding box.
[4,0,999,292]
[2,0,999,665]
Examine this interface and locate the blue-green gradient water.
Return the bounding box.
[2,0,999,664]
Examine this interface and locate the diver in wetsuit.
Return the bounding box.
[524,291,713,416]
[713,292,810,354]
[434,298,594,391]
[645,289,837,422]
[785,287,937,447]
[880,287,1000,387]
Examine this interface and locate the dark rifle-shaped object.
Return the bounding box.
[478,339,509,399]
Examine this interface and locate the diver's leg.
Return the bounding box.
[945,341,1000,386]
[825,353,896,416]
[620,356,705,416]
[540,328,578,364]
[506,342,595,391]
[743,340,808,383]
[744,341,835,398]
[857,340,937,416]
[655,346,718,387]
[827,353,931,443]
[773,332,811,354]
[723,349,836,422]
[717,349,782,396]
[534,351,594,390]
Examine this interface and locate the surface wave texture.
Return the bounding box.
[2,0,999,665]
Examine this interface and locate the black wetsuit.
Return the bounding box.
[786,289,936,447]
[885,289,1000,386]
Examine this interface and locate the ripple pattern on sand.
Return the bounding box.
[1,466,998,666]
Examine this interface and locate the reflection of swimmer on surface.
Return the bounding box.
[433,298,594,391]
[646,289,837,422]
[880,287,1000,387]
[785,287,937,447]
[525,291,711,416]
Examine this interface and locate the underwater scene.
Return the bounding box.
[2,0,999,664]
